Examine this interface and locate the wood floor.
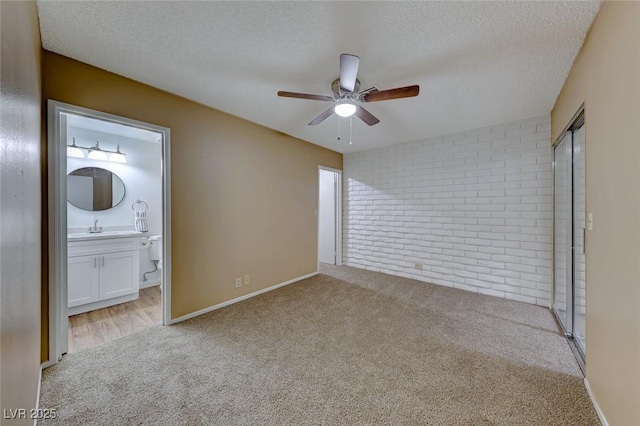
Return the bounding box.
[67,286,161,353]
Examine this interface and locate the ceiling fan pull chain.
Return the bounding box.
[337,116,341,140]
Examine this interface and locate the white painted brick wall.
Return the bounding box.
[343,115,552,306]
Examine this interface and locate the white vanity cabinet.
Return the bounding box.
[67,236,140,315]
[68,255,101,307]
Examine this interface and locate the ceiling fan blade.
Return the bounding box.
[355,105,380,126]
[339,54,360,93]
[363,85,420,102]
[308,107,335,126]
[278,91,334,102]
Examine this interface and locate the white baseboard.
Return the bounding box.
[41,359,56,369]
[139,279,160,289]
[34,366,42,426]
[68,292,138,316]
[584,378,609,426]
[170,271,318,324]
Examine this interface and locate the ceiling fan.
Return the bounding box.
[278,54,419,126]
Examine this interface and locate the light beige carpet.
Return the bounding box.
[40,264,599,425]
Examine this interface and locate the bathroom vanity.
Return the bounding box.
[67,231,142,315]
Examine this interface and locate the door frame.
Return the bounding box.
[317,166,343,269]
[46,100,172,365]
[551,104,586,366]
[552,130,574,333]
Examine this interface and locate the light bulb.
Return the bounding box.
[88,150,107,161]
[88,141,107,161]
[67,137,85,158]
[109,145,127,163]
[109,153,127,163]
[334,103,356,118]
[67,146,84,158]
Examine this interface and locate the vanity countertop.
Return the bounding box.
[68,230,144,242]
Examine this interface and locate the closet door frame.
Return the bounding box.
[552,105,586,367]
[553,130,573,334]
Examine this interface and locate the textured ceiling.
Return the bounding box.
[37,1,600,154]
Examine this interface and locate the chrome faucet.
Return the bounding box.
[88,216,103,233]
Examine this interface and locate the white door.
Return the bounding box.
[319,169,337,264]
[554,132,572,332]
[68,255,100,307]
[572,123,586,353]
[553,114,586,361]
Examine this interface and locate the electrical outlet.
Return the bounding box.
[244,274,250,286]
[235,277,242,288]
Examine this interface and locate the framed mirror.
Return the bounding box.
[67,167,126,211]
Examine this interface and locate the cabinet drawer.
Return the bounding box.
[68,237,139,257]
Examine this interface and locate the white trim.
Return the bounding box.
[47,102,67,362]
[46,100,172,364]
[335,170,343,266]
[68,293,139,316]
[170,271,318,324]
[584,378,609,426]
[40,360,56,369]
[318,165,342,174]
[161,123,172,326]
[34,367,42,426]
[139,279,161,289]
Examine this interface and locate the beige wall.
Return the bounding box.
[0,1,43,424]
[42,52,342,342]
[551,1,640,424]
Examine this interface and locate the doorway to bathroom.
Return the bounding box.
[318,166,342,267]
[47,101,172,362]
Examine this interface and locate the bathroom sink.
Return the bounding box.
[67,230,144,241]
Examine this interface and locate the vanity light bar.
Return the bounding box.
[66,138,127,163]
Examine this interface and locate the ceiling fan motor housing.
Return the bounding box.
[332,78,360,98]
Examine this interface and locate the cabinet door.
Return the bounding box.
[99,250,139,300]
[68,255,100,307]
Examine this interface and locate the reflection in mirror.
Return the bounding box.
[67,167,126,211]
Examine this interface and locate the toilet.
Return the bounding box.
[149,235,162,270]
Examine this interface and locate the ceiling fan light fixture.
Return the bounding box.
[278,54,417,127]
[334,102,356,118]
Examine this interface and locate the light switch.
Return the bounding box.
[587,213,593,231]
